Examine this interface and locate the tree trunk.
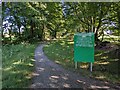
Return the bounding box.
[53,31,57,39]
[8,29,12,42]
[95,32,99,42]
[117,10,120,35]
[42,24,46,40]
[38,24,45,41]
[30,20,34,38]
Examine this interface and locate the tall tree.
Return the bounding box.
[63,2,112,41]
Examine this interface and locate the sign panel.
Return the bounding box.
[74,32,94,63]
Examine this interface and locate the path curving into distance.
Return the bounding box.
[30,44,120,89]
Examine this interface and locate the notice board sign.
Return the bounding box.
[74,32,94,63]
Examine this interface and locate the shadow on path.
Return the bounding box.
[30,44,120,89]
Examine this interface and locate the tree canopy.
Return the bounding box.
[2,2,120,44]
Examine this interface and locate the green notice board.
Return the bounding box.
[74,32,94,63]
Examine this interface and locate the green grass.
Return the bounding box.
[43,40,120,84]
[44,40,74,68]
[2,42,38,88]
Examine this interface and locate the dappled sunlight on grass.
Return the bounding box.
[95,75,106,79]
[109,59,119,62]
[44,39,120,84]
[67,41,74,45]
[4,67,12,71]
[13,60,23,65]
[101,56,108,60]
[27,63,34,67]
[31,59,36,61]
[60,41,66,46]
[2,43,38,88]
[55,61,61,64]
[95,53,103,57]
[44,41,74,68]
[96,62,109,65]
[80,64,89,69]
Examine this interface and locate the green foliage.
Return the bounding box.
[2,2,65,42]
[2,43,38,88]
[63,2,120,41]
[44,40,74,68]
[43,40,120,84]
[2,2,120,44]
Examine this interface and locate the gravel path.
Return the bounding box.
[30,44,120,89]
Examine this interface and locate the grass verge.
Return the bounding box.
[43,40,120,84]
[2,42,38,88]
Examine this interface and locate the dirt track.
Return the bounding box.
[30,44,120,89]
